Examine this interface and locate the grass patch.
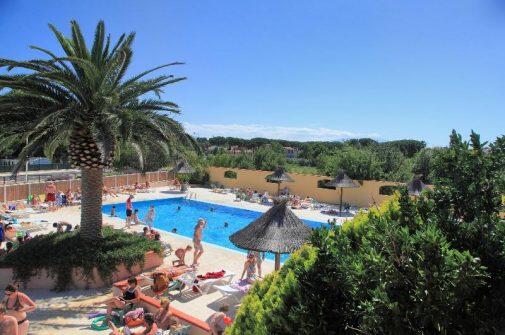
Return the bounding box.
[0,227,163,291]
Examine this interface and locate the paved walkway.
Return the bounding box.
[5,186,345,334]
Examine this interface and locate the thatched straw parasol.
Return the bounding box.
[229,200,312,270]
[265,167,294,196]
[325,170,360,215]
[170,160,195,174]
[406,175,428,196]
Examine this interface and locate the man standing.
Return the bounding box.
[192,218,206,266]
[44,181,57,209]
[125,195,134,229]
[0,303,19,335]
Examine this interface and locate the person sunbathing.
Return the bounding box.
[149,272,169,295]
[154,265,194,281]
[172,245,192,266]
[93,277,140,318]
[141,227,153,239]
[108,312,158,335]
[154,298,177,331]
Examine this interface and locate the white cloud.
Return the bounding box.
[183,123,380,141]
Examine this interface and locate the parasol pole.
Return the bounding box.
[275,253,281,270]
[339,187,343,215]
[277,182,281,196]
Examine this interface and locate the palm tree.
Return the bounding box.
[0,21,198,241]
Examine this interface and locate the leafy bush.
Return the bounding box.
[0,227,163,291]
[229,131,505,335]
[224,170,237,179]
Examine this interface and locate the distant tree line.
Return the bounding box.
[202,136,445,183]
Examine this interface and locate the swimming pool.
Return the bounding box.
[102,197,324,261]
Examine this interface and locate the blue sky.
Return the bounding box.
[1,0,504,146]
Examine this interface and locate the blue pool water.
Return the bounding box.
[102,198,325,261]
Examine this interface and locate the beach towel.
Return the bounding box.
[197,270,226,280]
[231,280,252,293]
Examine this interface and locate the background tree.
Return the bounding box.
[253,142,286,170]
[317,145,382,180]
[0,21,198,240]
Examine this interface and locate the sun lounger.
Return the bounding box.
[197,271,235,294]
[214,284,244,304]
[176,270,236,295]
[176,272,203,294]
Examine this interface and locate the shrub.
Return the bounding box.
[229,131,505,334]
[229,191,487,334]
[0,227,163,291]
[224,170,237,179]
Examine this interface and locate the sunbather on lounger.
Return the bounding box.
[93,277,140,319]
[108,312,158,335]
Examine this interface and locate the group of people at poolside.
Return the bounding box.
[44,181,82,209]
[93,275,231,335]
[94,276,181,335]
[122,196,156,230]
[121,195,265,279]
[0,284,36,335]
[104,181,151,199]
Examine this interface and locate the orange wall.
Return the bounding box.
[207,167,403,208]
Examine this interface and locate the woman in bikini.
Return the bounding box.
[2,284,36,335]
[240,253,258,284]
[93,277,140,318]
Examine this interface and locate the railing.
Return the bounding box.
[0,163,71,173]
[0,171,172,203]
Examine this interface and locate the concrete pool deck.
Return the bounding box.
[5,186,348,334]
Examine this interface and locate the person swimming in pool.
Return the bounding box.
[224,222,229,228]
[176,206,181,211]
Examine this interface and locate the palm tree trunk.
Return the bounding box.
[80,168,103,240]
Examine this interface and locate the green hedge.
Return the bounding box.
[0,227,163,291]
